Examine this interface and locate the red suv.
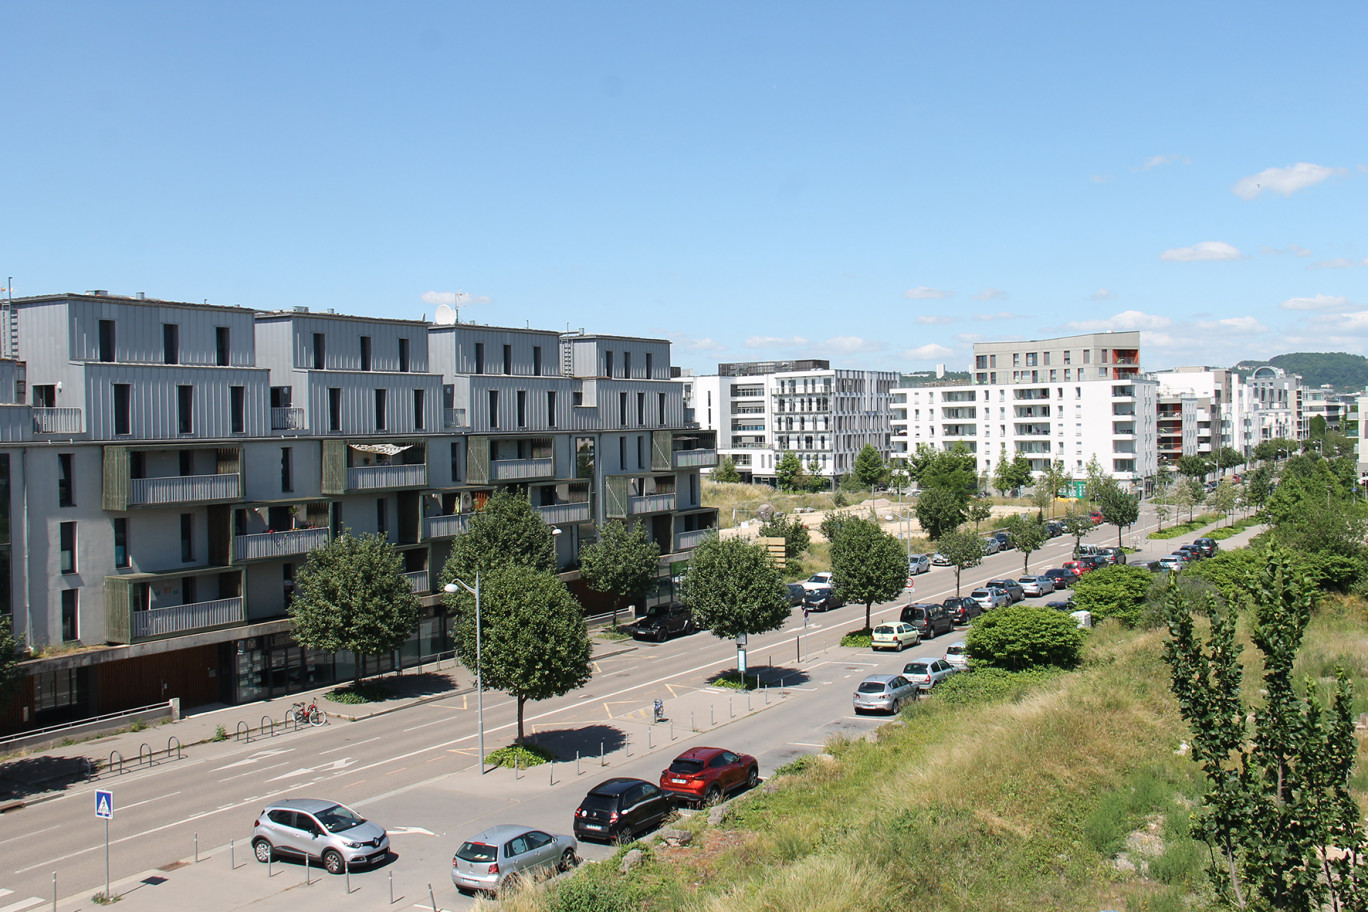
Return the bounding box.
[659,747,758,806]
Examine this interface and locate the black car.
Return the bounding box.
[991,530,1014,551]
[1042,568,1075,588]
[785,583,807,606]
[900,603,955,639]
[1177,544,1204,562]
[942,596,981,626]
[1079,555,1109,571]
[803,586,844,612]
[573,777,674,844]
[1046,521,1064,538]
[1193,538,1218,558]
[632,603,696,642]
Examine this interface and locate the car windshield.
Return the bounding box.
[970,590,988,597]
[807,587,832,598]
[946,645,965,656]
[857,681,888,693]
[904,663,929,674]
[314,804,365,833]
[1018,578,1035,583]
[457,842,497,863]
[668,758,706,775]
[873,625,896,635]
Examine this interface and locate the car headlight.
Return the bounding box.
[345,841,363,848]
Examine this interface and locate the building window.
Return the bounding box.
[398,338,410,373]
[360,336,372,371]
[1083,349,1091,364]
[637,392,646,425]
[619,436,626,468]
[645,352,653,377]
[533,346,543,375]
[163,324,180,365]
[503,344,512,374]
[375,388,387,430]
[488,390,499,429]
[181,513,194,562]
[329,388,342,432]
[1063,350,1071,364]
[658,392,666,424]
[177,386,193,434]
[58,453,74,506]
[99,319,116,362]
[181,576,197,604]
[60,521,76,573]
[61,589,78,642]
[475,343,485,374]
[230,386,245,434]
[637,435,645,468]
[450,442,460,482]
[114,518,129,568]
[514,390,525,428]
[547,391,557,428]
[112,383,131,435]
[624,351,632,378]
[576,437,594,479]
[620,391,629,424]
[216,326,230,366]
[413,389,425,430]
[376,498,387,536]
[604,350,614,377]
[281,446,293,492]
[313,333,326,369]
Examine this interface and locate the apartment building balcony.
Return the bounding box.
[1014,406,1050,418]
[1015,442,1052,454]
[1014,424,1052,436]
[1112,386,1136,399]
[604,474,676,518]
[942,392,976,403]
[134,598,243,640]
[405,570,430,594]
[234,527,329,561]
[630,492,676,514]
[134,473,241,506]
[1112,404,1135,416]
[105,568,246,644]
[1013,389,1050,401]
[322,439,428,494]
[444,408,468,429]
[673,448,717,469]
[271,407,305,431]
[32,407,84,434]
[674,528,715,551]
[492,457,555,481]
[941,408,977,419]
[537,501,591,524]
[348,463,427,490]
[1114,441,1136,455]
[464,435,554,485]
[1113,422,1136,436]
[424,512,471,539]
[941,424,976,437]
[103,445,244,510]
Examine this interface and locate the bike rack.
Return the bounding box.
[167,736,181,760]
[108,750,124,776]
[261,715,275,738]
[236,720,251,743]
[138,742,153,768]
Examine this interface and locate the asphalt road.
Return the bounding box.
[0,504,1200,912]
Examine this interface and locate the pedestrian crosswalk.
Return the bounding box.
[0,889,44,912]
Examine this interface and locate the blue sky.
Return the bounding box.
[4,2,1365,375]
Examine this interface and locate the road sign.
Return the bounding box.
[95,789,113,819]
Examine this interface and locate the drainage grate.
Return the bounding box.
[156,861,187,873]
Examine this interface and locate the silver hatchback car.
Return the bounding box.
[252,798,389,873]
[852,673,920,714]
[451,824,578,894]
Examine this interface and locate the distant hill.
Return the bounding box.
[899,370,971,386]
[1233,352,1368,392]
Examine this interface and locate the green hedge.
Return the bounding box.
[1148,513,1221,540]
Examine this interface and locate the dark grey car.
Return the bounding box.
[252,798,390,873]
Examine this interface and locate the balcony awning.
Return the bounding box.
[349,443,412,456]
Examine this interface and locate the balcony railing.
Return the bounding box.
[674,528,714,551]
[235,527,329,561]
[32,408,83,434]
[271,408,305,431]
[673,449,717,468]
[424,513,470,539]
[346,464,426,490]
[444,408,468,428]
[537,502,591,524]
[132,597,243,639]
[129,473,240,506]
[491,457,554,481]
[405,570,430,594]
[629,493,677,514]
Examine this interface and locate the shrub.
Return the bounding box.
[325,680,394,704]
[712,671,762,690]
[964,605,1085,670]
[210,724,228,742]
[551,867,635,912]
[1072,565,1155,628]
[840,629,873,648]
[932,666,1066,705]
[484,743,555,768]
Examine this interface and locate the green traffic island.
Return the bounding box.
[1206,516,1262,540]
[709,670,766,691]
[839,628,873,648]
[1147,513,1221,540]
[596,624,634,642]
[484,742,555,769]
[324,680,396,705]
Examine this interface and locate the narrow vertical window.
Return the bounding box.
[517,390,527,428]
[181,513,194,562]
[230,386,245,434]
[181,576,197,604]
[61,590,78,642]
[398,338,410,373]
[163,324,179,365]
[216,326,230,366]
[488,390,499,429]
[620,391,629,424]
[503,344,512,375]
[360,336,372,371]
[376,498,388,536]
[329,388,342,432]
[645,352,653,377]
[619,436,626,467]
[547,391,557,428]
[658,392,666,425]
[413,389,425,430]
[637,392,645,425]
[604,350,614,377]
[58,453,74,506]
[176,386,193,434]
[60,522,76,573]
[533,346,543,375]
[374,388,387,430]
[99,320,116,362]
[475,343,485,374]
[450,442,460,483]
[623,351,632,378]
[113,518,129,568]
[280,446,293,492]
[312,333,326,369]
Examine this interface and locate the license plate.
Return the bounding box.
[671,778,687,785]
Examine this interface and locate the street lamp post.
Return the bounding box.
[443,574,484,774]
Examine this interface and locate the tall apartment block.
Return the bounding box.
[0,292,716,735]
[892,332,1159,491]
[690,361,897,485]
[1151,367,1258,465]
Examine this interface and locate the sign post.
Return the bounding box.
[95,789,113,899]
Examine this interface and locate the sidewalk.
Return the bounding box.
[0,638,642,808]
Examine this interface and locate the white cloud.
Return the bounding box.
[1196,316,1268,334]
[1309,257,1367,269]
[1135,154,1190,171]
[666,333,726,352]
[1280,294,1350,311]
[744,335,808,349]
[817,335,886,354]
[971,288,1008,301]
[915,315,956,325]
[1066,310,1174,333]
[1232,162,1343,199]
[903,286,954,300]
[1090,174,1110,184]
[1340,311,1368,330]
[953,333,985,344]
[1160,241,1244,262]
[1090,288,1115,301]
[1261,244,1312,257]
[973,311,1020,322]
[421,290,490,307]
[902,343,954,361]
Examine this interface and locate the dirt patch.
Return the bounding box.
[655,828,762,890]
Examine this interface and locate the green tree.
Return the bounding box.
[935,528,986,596]
[758,514,811,562]
[1253,437,1297,462]
[0,616,22,702]
[852,444,884,489]
[829,518,907,632]
[806,457,829,492]
[965,605,1085,670]
[290,533,422,686]
[966,499,992,531]
[886,458,912,498]
[1083,456,1109,504]
[1171,477,1205,523]
[678,538,789,663]
[915,485,967,541]
[992,447,1016,497]
[774,452,803,492]
[1060,511,1094,556]
[1040,460,1069,517]
[819,511,856,543]
[1244,463,1274,510]
[1177,454,1215,483]
[712,456,741,483]
[442,490,556,583]
[1072,564,1152,628]
[445,566,591,744]
[1096,480,1140,548]
[1004,513,1048,574]
[1028,477,1054,515]
[1215,446,1244,476]
[1206,482,1238,521]
[907,443,978,497]
[578,520,661,626]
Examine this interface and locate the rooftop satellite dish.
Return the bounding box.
[434,303,457,325]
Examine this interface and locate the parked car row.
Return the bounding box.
[853,652,964,714]
[1148,537,1218,573]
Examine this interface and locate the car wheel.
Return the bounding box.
[252,838,273,864]
[559,848,577,872]
[745,766,759,790]
[657,627,668,643]
[612,825,633,846]
[890,697,901,714]
[322,849,345,875]
[703,784,722,807]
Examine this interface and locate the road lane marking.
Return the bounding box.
[0,895,44,912]
[222,762,290,781]
[119,792,180,812]
[402,717,453,733]
[0,825,58,846]
[321,737,378,754]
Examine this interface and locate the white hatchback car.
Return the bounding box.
[944,640,971,671]
[870,622,920,652]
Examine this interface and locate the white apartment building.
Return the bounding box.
[1246,365,1305,441]
[892,332,1159,491]
[691,360,897,485]
[1151,367,1258,462]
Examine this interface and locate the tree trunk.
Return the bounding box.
[517,694,526,744]
[865,602,872,633]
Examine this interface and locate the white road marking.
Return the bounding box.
[0,826,58,847]
[0,895,43,912]
[221,761,290,782]
[321,737,378,754]
[119,792,180,812]
[401,717,453,733]
[213,748,293,771]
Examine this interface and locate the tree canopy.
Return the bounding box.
[965,605,1085,670]
[578,520,661,614]
[829,517,907,631]
[678,537,789,645]
[1071,564,1153,628]
[915,486,967,541]
[0,616,22,702]
[1096,480,1140,547]
[758,514,811,562]
[442,489,556,584]
[290,532,422,684]
[935,528,985,595]
[713,456,741,483]
[907,443,978,496]
[852,444,885,488]
[1004,513,1048,574]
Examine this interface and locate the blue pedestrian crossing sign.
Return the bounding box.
[95,789,113,819]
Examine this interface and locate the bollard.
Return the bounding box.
[195,832,199,863]
[428,882,438,912]
[747,691,752,712]
[764,683,769,705]
[710,705,714,726]
[389,871,394,905]
[345,858,351,894]
[648,727,653,750]
[691,711,695,732]
[796,634,801,663]
[305,853,311,885]
[231,839,234,869]
[600,740,605,767]
[549,760,554,786]
[269,854,273,878]
[515,754,522,780]
[577,749,581,776]
[51,872,55,912]
[729,697,733,719]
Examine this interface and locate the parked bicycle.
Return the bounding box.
[287,699,326,727]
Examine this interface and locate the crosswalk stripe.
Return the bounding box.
[0,896,44,912]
